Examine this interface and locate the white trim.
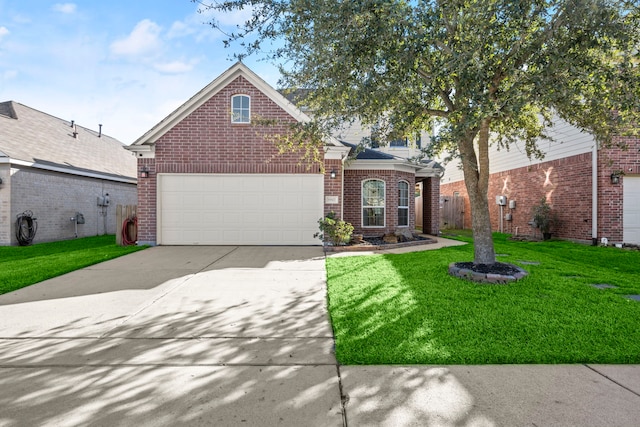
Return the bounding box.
[362,178,386,228]
[398,180,410,227]
[347,160,419,174]
[1,157,137,184]
[592,143,598,242]
[231,94,251,124]
[126,144,155,159]
[324,145,351,160]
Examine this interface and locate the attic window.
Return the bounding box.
[231,94,250,123]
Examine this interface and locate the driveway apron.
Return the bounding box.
[0,246,343,427]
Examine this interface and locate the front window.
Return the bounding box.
[363,179,385,227]
[231,94,250,123]
[398,181,409,227]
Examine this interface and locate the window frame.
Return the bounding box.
[398,180,410,227]
[231,94,251,124]
[362,179,386,228]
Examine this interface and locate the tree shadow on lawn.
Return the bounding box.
[329,245,640,365]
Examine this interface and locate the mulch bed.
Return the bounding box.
[324,235,437,252]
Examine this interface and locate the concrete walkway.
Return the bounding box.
[0,243,639,426]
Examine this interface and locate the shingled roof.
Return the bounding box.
[340,141,401,160]
[0,101,136,181]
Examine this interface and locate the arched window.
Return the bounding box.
[231,94,250,123]
[362,179,385,227]
[398,181,409,227]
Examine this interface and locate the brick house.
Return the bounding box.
[438,118,640,246]
[0,101,137,245]
[127,62,442,246]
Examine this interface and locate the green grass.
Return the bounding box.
[326,233,640,364]
[0,235,147,295]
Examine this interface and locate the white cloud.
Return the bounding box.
[52,3,77,14]
[0,26,9,40]
[153,60,196,74]
[110,19,162,57]
[167,20,193,39]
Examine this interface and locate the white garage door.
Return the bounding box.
[158,174,323,245]
[624,176,640,245]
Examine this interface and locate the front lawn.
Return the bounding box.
[326,233,640,364]
[0,235,147,295]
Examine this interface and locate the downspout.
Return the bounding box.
[592,143,598,245]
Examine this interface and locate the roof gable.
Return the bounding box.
[130,62,314,146]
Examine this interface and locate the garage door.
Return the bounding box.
[624,176,640,245]
[158,174,323,245]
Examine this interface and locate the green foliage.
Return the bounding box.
[326,237,640,364]
[0,235,147,295]
[200,0,640,264]
[314,211,354,246]
[531,197,557,235]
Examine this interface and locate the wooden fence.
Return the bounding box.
[116,204,137,246]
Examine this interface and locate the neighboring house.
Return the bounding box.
[126,62,442,246]
[438,119,640,246]
[0,101,137,246]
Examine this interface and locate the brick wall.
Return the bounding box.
[599,136,640,243]
[6,167,136,245]
[136,75,323,245]
[343,169,415,236]
[421,177,441,235]
[439,137,640,243]
[323,159,343,217]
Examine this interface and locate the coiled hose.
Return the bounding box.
[16,210,37,246]
[121,215,137,245]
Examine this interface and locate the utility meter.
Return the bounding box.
[495,195,507,206]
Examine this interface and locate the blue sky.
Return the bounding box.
[0,1,281,143]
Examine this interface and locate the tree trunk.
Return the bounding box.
[458,118,497,265]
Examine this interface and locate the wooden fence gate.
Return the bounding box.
[440,195,465,230]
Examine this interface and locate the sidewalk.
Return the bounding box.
[0,244,639,426]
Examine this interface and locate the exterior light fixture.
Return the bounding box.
[610,172,621,185]
[330,170,337,179]
[0,177,3,185]
[140,166,149,178]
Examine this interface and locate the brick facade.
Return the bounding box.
[439,137,640,244]
[343,169,416,236]
[134,65,437,245]
[136,75,324,245]
[421,177,441,235]
[323,159,343,218]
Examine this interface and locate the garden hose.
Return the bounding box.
[16,210,37,246]
[121,215,137,245]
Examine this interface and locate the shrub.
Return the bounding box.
[314,212,354,245]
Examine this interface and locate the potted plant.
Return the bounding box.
[531,197,556,240]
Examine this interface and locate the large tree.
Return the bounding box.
[199,0,640,265]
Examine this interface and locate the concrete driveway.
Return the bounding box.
[0,246,343,426]
[2,244,640,427]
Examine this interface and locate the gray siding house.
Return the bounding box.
[0,101,137,245]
